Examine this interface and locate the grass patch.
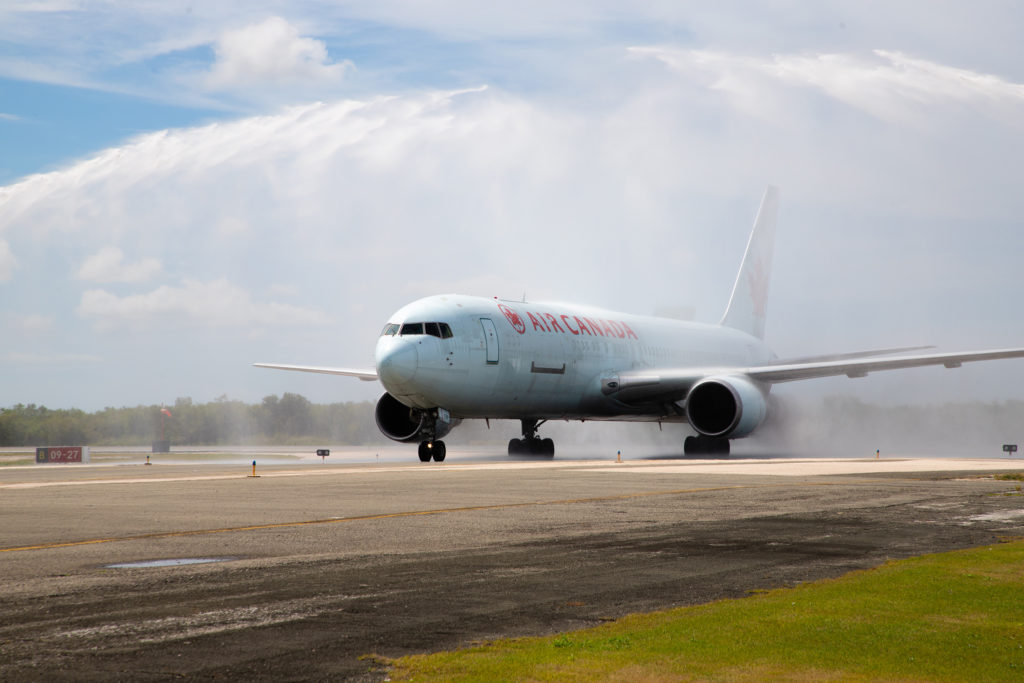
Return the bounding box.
[390,541,1024,681]
[995,473,1024,482]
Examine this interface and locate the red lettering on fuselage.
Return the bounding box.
[519,310,639,340]
[543,313,564,333]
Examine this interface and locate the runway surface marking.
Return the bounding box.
[4,457,1020,489]
[0,482,841,554]
[583,458,1024,476]
[0,460,610,489]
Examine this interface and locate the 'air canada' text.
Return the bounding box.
[525,310,639,339]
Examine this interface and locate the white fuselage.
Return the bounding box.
[375,294,775,421]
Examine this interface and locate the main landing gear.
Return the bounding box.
[508,419,555,457]
[418,440,446,462]
[684,435,730,456]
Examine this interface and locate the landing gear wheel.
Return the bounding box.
[432,441,446,462]
[511,419,556,457]
[418,440,447,462]
[684,436,730,457]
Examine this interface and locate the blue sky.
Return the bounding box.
[2,2,1024,415]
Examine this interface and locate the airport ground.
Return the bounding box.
[2,448,1024,680]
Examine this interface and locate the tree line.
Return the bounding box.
[0,394,382,447]
[2,393,1022,453]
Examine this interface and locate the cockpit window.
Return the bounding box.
[396,322,455,338]
[380,323,399,336]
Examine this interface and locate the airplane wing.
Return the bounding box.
[768,345,934,365]
[253,363,378,381]
[606,347,1024,404]
[746,347,1024,383]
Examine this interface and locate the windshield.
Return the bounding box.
[391,322,454,338]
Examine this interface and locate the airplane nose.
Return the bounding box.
[377,341,418,388]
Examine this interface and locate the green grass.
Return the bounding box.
[389,541,1024,681]
[995,473,1024,482]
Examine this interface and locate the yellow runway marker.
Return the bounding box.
[0,483,841,554]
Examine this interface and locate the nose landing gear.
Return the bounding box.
[418,440,446,462]
[508,419,555,457]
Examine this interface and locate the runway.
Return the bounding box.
[2,453,1023,680]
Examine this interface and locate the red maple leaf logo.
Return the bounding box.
[498,303,526,334]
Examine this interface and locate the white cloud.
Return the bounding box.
[268,283,299,297]
[206,16,350,91]
[4,351,101,364]
[0,239,15,282]
[1,2,1023,414]
[0,112,20,121]
[16,314,55,334]
[2,75,1023,321]
[2,3,1023,119]
[2,57,1023,408]
[76,278,331,329]
[77,246,162,283]
[633,48,1024,125]
[216,216,250,236]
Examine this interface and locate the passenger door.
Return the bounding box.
[479,318,499,364]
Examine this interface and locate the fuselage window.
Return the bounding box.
[400,322,424,336]
[381,323,399,336]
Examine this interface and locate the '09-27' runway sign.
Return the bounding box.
[36,446,91,464]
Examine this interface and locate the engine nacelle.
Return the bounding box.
[685,376,768,439]
[374,392,460,443]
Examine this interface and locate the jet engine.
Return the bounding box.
[374,392,460,443]
[685,376,768,439]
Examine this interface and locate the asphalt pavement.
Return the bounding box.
[2,453,1023,680]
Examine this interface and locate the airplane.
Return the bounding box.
[256,187,1024,462]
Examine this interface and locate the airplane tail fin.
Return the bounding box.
[719,186,779,340]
